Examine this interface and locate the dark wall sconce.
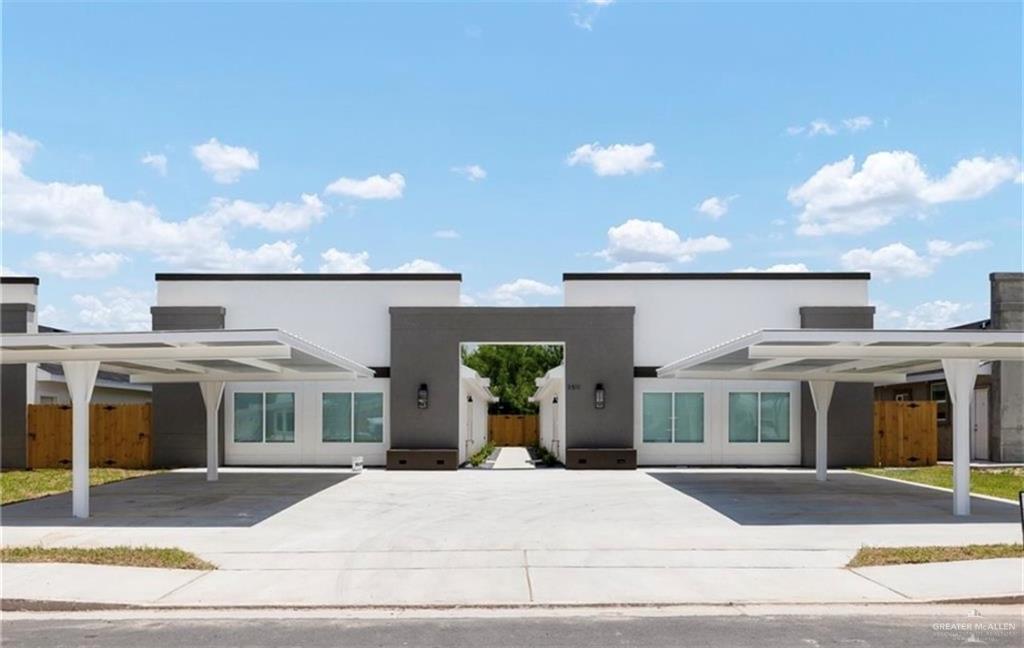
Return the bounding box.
[552,395,559,405]
[467,394,474,403]
[594,383,606,409]
[417,383,429,409]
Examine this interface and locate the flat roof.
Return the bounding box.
[563,272,870,281]
[657,328,1024,384]
[156,273,462,282]
[0,276,40,285]
[0,328,374,383]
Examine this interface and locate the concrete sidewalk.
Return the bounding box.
[2,558,1020,607]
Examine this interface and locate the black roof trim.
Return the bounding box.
[156,273,462,282]
[563,272,871,281]
[0,276,40,285]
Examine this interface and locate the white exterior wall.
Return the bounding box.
[157,279,460,366]
[534,368,566,463]
[566,277,867,466]
[158,278,458,466]
[457,384,491,464]
[634,377,801,465]
[225,377,389,467]
[564,278,869,366]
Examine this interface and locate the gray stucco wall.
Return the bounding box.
[389,307,635,450]
[990,272,1024,462]
[150,306,226,467]
[799,306,875,467]
[1,303,32,468]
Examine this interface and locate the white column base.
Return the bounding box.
[63,361,99,519]
[942,359,980,516]
[198,382,225,483]
[808,380,835,483]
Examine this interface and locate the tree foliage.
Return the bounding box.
[461,344,564,414]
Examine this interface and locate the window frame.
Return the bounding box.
[233,391,296,444]
[727,390,791,444]
[321,391,385,444]
[641,391,705,444]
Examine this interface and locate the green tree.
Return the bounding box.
[461,344,564,414]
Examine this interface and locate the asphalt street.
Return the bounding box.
[3,612,1022,648]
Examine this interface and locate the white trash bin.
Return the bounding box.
[352,456,364,473]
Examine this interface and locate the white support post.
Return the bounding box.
[62,361,99,519]
[198,382,225,482]
[808,380,835,483]
[942,359,980,516]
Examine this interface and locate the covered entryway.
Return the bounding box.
[0,329,372,518]
[658,328,1024,515]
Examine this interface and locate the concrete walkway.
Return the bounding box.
[491,447,535,470]
[3,558,1020,607]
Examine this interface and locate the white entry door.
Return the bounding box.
[970,388,989,461]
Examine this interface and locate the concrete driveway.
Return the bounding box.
[2,468,1020,606]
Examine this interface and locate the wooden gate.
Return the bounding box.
[26,404,152,468]
[873,401,938,467]
[489,414,539,446]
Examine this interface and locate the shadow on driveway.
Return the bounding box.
[1,471,356,528]
[647,470,1020,525]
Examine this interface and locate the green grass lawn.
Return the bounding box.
[0,468,161,506]
[848,544,1023,568]
[852,465,1024,501]
[1,546,214,570]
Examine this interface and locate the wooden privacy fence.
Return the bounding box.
[872,400,938,467]
[489,414,539,447]
[26,404,152,469]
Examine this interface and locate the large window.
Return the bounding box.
[728,391,790,443]
[234,392,295,443]
[642,392,704,443]
[322,392,385,443]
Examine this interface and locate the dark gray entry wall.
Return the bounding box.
[389,307,635,450]
[150,306,226,467]
[799,306,876,467]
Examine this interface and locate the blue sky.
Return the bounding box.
[2,1,1021,330]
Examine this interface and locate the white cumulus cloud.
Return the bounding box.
[319,249,372,273]
[33,251,127,279]
[598,219,730,266]
[789,151,1020,236]
[732,263,810,273]
[72,288,153,331]
[840,243,934,279]
[567,142,663,176]
[325,172,405,200]
[452,164,486,181]
[876,300,975,330]
[318,250,450,274]
[433,229,460,239]
[200,194,326,232]
[2,131,310,273]
[926,239,990,258]
[140,152,168,176]
[487,278,561,306]
[695,195,737,219]
[192,138,259,184]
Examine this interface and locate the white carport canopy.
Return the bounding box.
[657,328,1024,516]
[0,329,373,518]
